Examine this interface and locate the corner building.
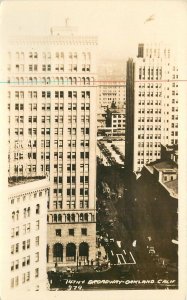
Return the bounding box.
[125,43,178,175]
[8,177,49,291]
[7,26,98,267]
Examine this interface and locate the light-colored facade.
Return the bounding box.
[106,108,125,135]
[8,177,49,291]
[7,25,98,267]
[125,43,178,174]
[97,60,126,130]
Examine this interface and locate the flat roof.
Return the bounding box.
[8,176,46,187]
[164,179,178,198]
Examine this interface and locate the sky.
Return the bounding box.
[0,0,187,61]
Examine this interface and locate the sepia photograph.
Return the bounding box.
[0,0,187,299]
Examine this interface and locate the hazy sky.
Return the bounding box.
[0,0,187,60]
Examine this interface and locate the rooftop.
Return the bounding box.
[164,179,178,198]
[8,176,46,187]
[147,159,178,173]
[8,176,50,198]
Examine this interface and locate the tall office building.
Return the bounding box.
[125,43,178,175]
[7,24,98,266]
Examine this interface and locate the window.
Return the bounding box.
[35,236,39,246]
[26,272,30,282]
[15,243,19,253]
[81,228,87,236]
[22,241,26,250]
[56,229,61,237]
[69,229,74,236]
[27,239,30,249]
[35,252,39,262]
[36,220,39,230]
[35,268,39,278]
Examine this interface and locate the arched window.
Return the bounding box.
[82,77,85,85]
[58,214,62,222]
[46,77,50,85]
[27,207,30,217]
[60,77,64,85]
[42,77,46,85]
[12,211,15,221]
[53,243,63,262]
[79,242,89,261]
[84,213,88,222]
[86,77,90,85]
[67,214,70,222]
[73,77,77,85]
[71,214,75,222]
[54,214,57,222]
[69,77,72,85]
[16,210,19,220]
[47,215,49,222]
[20,77,24,85]
[23,208,26,218]
[36,204,40,214]
[28,77,32,84]
[80,213,83,221]
[55,77,59,85]
[66,243,76,262]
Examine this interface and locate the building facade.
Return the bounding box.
[7,25,98,267]
[105,107,125,136]
[125,43,178,174]
[8,177,49,291]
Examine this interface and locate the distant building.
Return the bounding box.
[8,177,49,291]
[105,106,125,136]
[125,43,178,174]
[97,59,126,130]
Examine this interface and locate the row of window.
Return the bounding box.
[11,90,91,99]
[10,51,91,60]
[137,142,161,147]
[52,199,89,209]
[14,115,90,124]
[53,188,89,196]
[138,83,178,88]
[8,64,91,72]
[11,269,39,288]
[11,253,39,271]
[10,191,44,205]
[11,205,40,221]
[138,117,162,122]
[138,125,162,130]
[8,76,94,85]
[138,151,160,156]
[48,212,92,223]
[55,228,87,237]
[13,163,89,173]
[138,134,162,139]
[10,103,91,111]
[14,127,90,136]
[11,221,40,237]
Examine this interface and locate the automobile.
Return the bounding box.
[148,246,155,254]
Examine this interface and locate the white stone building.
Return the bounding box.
[8,177,49,291]
[125,43,179,175]
[7,25,98,267]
